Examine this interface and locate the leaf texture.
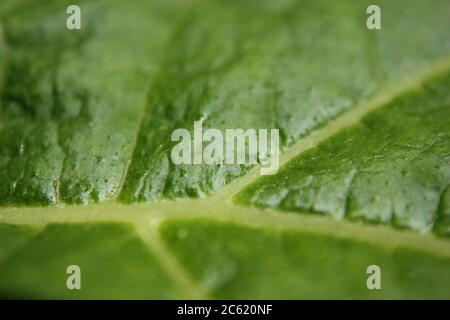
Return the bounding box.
[0,0,449,299]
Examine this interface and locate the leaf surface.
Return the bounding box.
[0,0,449,299]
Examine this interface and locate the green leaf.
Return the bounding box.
[236,72,450,234]
[0,0,185,205]
[0,0,449,299]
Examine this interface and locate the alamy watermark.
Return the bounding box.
[366,5,381,30]
[366,265,381,290]
[65,4,381,32]
[66,5,81,30]
[170,121,280,175]
[66,265,81,290]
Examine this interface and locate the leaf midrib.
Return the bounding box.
[1,198,450,254]
[2,198,450,298]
